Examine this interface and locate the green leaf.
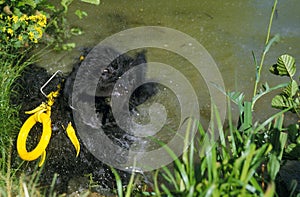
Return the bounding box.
[80,0,100,5]
[286,143,300,159]
[288,124,299,142]
[267,154,280,181]
[240,102,253,134]
[271,95,291,109]
[286,143,297,153]
[252,82,288,109]
[75,9,88,19]
[61,0,73,13]
[17,0,36,8]
[264,34,280,54]
[283,80,298,97]
[227,91,245,106]
[71,27,84,36]
[61,43,76,51]
[44,4,57,12]
[270,54,296,77]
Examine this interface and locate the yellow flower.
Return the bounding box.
[7,28,13,36]
[18,35,23,41]
[37,20,46,28]
[34,25,43,38]
[19,14,28,22]
[28,31,34,40]
[29,15,37,22]
[0,14,3,19]
[37,14,47,27]
[2,27,6,32]
[12,15,18,23]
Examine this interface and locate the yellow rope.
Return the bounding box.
[17,85,80,167]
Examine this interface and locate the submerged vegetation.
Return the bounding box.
[0,0,299,196]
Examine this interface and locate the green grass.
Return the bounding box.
[0,51,64,196]
[0,51,45,196]
[111,96,291,196]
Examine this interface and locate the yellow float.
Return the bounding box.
[17,71,80,167]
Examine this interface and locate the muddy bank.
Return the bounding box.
[11,46,156,194]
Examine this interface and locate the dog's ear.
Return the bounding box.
[129,50,147,68]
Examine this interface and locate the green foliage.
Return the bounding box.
[113,106,279,196]
[267,54,300,161]
[0,51,46,196]
[80,0,100,5]
[269,54,300,112]
[252,82,288,110]
[0,0,100,53]
[270,54,296,78]
[0,13,47,52]
[75,9,87,19]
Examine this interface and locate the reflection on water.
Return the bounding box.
[40,0,300,121]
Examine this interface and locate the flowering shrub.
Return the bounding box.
[0,0,99,53]
[0,12,47,51]
[0,0,60,53]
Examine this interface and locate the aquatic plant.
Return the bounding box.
[270,54,299,112]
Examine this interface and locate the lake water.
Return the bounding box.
[40,0,300,126]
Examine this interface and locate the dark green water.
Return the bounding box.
[40,0,300,121]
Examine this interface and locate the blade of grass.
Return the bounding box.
[249,176,263,194]
[110,167,123,197]
[227,96,237,156]
[240,144,256,183]
[253,0,278,97]
[161,166,178,190]
[213,104,227,161]
[153,170,161,197]
[150,137,190,189]
[125,171,135,197]
[182,118,192,180]
[161,184,172,196]
[48,173,58,197]
[254,107,291,133]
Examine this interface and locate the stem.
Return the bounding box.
[253,0,278,98]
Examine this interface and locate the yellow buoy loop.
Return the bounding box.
[65,122,80,157]
[38,150,47,167]
[17,79,81,167]
[17,72,65,167]
[17,113,52,163]
[25,102,48,114]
